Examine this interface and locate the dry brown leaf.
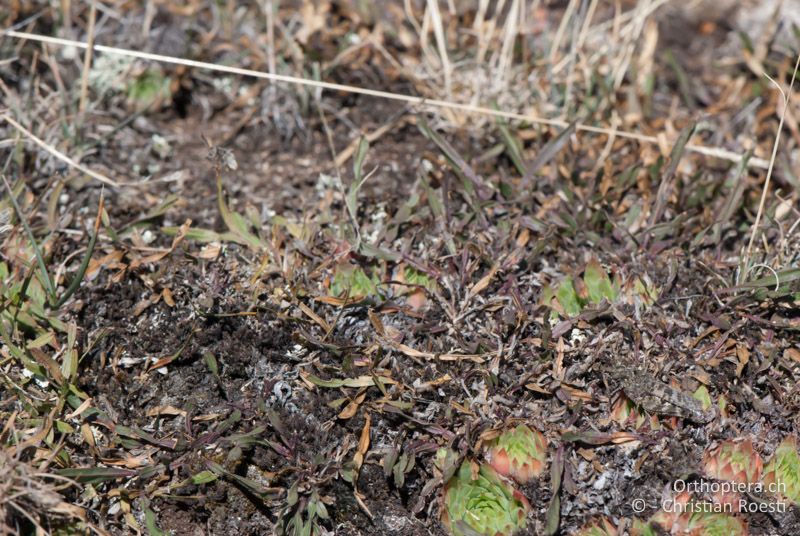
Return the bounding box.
[101,452,154,469]
[295,2,329,45]
[354,413,371,471]
[133,295,158,317]
[145,406,186,417]
[65,398,93,420]
[300,301,331,332]
[192,413,223,422]
[315,295,353,306]
[129,219,191,270]
[516,227,530,247]
[553,337,565,379]
[688,326,719,349]
[559,384,593,402]
[783,348,800,362]
[468,261,500,298]
[29,347,64,384]
[393,342,489,363]
[609,432,640,444]
[80,423,97,448]
[735,343,750,377]
[86,250,125,280]
[368,309,385,337]
[198,242,221,259]
[7,409,55,455]
[162,287,175,307]
[405,289,428,311]
[525,383,552,395]
[338,390,368,419]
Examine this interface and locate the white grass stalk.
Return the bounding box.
[486,0,507,70]
[426,0,453,98]
[549,0,578,62]
[495,0,521,93]
[612,0,652,90]
[78,0,96,115]
[472,0,491,65]
[577,0,600,50]
[262,0,276,76]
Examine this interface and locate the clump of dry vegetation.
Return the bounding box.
[0,448,86,534]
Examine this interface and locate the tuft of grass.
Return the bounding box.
[740,53,800,285]
[1,174,102,310]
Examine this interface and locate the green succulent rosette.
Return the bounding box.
[442,462,530,536]
[763,436,800,504]
[485,425,548,484]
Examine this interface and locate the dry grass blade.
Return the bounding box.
[711,149,753,245]
[494,0,521,92]
[418,119,489,195]
[523,120,578,183]
[648,122,696,230]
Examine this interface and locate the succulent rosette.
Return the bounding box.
[762,436,800,504]
[703,440,762,484]
[684,510,748,536]
[485,425,548,484]
[632,492,747,536]
[576,517,617,536]
[441,462,530,536]
[702,439,762,512]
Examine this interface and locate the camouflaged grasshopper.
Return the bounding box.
[608,366,715,424]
